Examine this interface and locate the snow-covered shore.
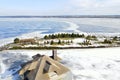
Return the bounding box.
[0,47,120,80]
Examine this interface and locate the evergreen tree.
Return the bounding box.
[67,40,70,44]
[51,34,55,39]
[14,38,20,43]
[71,33,75,38]
[71,40,73,43]
[50,40,54,45]
[58,39,61,44]
[44,35,48,39]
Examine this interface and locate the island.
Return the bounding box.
[1,33,120,50]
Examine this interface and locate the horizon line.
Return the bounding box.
[0,15,120,18]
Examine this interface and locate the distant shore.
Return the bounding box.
[0,15,120,18]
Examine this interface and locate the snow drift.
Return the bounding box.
[0,47,120,80]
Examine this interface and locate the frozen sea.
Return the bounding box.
[0,18,120,39]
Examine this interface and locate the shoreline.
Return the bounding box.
[8,46,120,50]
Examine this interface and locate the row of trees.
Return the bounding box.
[44,40,73,45]
[44,33,98,41]
[44,33,85,39]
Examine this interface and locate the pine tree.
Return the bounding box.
[50,40,54,45]
[58,39,61,44]
[44,35,48,39]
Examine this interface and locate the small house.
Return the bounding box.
[19,50,72,80]
[19,39,36,45]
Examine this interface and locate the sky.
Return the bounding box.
[0,0,120,15]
